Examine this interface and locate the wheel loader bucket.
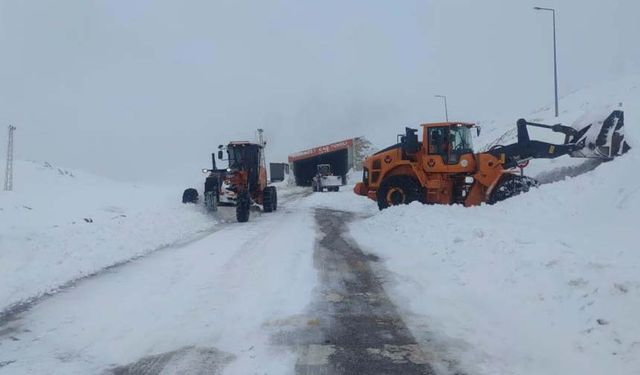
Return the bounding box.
[568,109,630,159]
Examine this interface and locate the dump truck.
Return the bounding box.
[354,110,629,209]
[312,164,342,192]
[182,130,277,222]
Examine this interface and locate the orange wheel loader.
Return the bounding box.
[354,110,628,209]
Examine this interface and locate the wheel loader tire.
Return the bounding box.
[488,174,539,204]
[182,188,199,204]
[236,192,250,222]
[376,175,422,210]
[263,186,275,213]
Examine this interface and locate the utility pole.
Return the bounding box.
[534,6,559,117]
[4,125,16,191]
[434,95,449,121]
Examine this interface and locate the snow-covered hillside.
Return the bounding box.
[346,76,640,374]
[478,74,639,178]
[0,161,216,313]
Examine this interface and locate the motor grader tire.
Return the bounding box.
[204,190,219,212]
[263,186,276,213]
[182,188,199,204]
[272,187,278,211]
[236,192,251,222]
[376,175,422,210]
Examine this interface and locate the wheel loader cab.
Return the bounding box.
[421,123,477,173]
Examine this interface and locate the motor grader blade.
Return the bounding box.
[568,110,630,159]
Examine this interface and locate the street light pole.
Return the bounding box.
[534,6,559,117]
[434,95,449,121]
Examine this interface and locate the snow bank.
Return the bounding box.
[349,76,640,374]
[0,161,216,313]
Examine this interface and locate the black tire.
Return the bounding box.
[204,190,219,211]
[333,186,340,192]
[263,186,275,213]
[376,175,423,210]
[272,187,278,211]
[488,174,539,204]
[236,192,250,222]
[182,188,199,204]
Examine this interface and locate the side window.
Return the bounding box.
[427,127,449,163]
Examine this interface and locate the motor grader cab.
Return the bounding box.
[182,130,277,222]
[354,110,628,209]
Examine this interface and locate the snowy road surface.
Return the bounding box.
[0,190,442,375]
[0,193,320,374]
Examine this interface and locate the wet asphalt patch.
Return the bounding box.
[277,208,435,375]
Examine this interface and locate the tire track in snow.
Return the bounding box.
[279,208,435,374]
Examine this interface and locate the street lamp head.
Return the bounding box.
[534,6,554,12]
[434,94,445,98]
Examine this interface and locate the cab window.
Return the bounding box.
[427,127,449,163]
[448,126,473,164]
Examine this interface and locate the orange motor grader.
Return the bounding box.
[354,110,628,209]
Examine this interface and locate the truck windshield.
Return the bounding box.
[317,165,331,175]
[448,126,473,163]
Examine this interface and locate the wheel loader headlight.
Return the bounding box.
[226,168,232,172]
[202,169,209,173]
[465,176,474,184]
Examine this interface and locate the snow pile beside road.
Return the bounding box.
[0,161,216,313]
[350,77,640,375]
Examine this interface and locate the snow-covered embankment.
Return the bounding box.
[0,161,216,314]
[349,76,640,374]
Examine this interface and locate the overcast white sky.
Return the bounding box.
[1,0,638,183]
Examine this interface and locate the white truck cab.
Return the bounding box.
[312,164,342,192]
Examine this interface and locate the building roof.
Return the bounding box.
[288,138,354,163]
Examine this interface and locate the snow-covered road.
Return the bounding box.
[0,193,319,374]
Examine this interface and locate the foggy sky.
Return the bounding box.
[1,0,638,183]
